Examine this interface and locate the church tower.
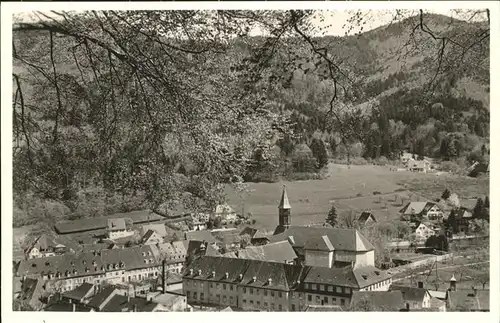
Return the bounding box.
[278,185,292,229]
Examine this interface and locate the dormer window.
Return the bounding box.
[83,260,87,265]
[142,252,146,256]
[374,271,380,276]
[362,275,368,280]
[92,261,97,266]
[114,264,118,269]
[65,270,70,277]
[148,251,152,256]
[85,268,90,273]
[144,259,149,264]
[189,269,194,275]
[120,262,125,268]
[73,269,78,275]
[45,262,50,266]
[70,261,75,266]
[31,263,37,268]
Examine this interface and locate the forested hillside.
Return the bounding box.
[12,10,489,230]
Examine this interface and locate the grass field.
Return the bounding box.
[224,163,489,231]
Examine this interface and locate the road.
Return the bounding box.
[391,260,490,283]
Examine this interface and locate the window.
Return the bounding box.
[230,285,233,291]
[216,283,220,288]
[345,287,351,294]
[336,286,342,293]
[256,289,259,295]
[250,300,254,305]
[323,285,328,291]
[271,291,275,297]
[230,296,234,303]
[311,284,316,290]
[210,283,213,288]
[278,292,282,298]
[316,296,320,303]
[200,293,204,300]
[193,292,197,299]
[264,302,268,308]
[223,284,226,290]
[250,288,253,295]
[193,281,197,287]
[324,296,328,304]
[243,287,246,293]
[291,304,296,311]
[217,295,221,301]
[316,284,321,291]
[278,304,282,311]
[308,295,312,301]
[341,299,345,306]
[271,304,275,310]
[264,290,268,296]
[243,300,247,305]
[328,285,333,292]
[223,295,227,302]
[257,301,260,306]
[332,297,337,303]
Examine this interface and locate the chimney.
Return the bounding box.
[197,269,202,276]
[267,278,272,285]
[418,281,424,289]
[72,303,76,312]
[189,269,194,276]
[162,259,167,294]
[225,272,229,279]
[238,274,243,281]
[212,271,216,278]
[252,276,257,282]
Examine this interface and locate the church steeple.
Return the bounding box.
[278,185,291,229]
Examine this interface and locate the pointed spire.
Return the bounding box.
[278,185,291,209]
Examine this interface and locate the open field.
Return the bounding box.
[224,163,489,231]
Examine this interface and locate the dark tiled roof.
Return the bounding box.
[100,295,159,312]
[389,285,429,302]
[399,202,439,216]
[185,230,217,243]
[141,230,158,243]
[55,210,163,234]
[19,278,45,309]
[270,226,374,252]
[358,211,376,223]
[304,235,335,251]
[87,286,117,309]
[350,291,405,311]
[304,265,391,289]
[17,245,160,278]
[183,256,305,291]
[25,234,60,253]
[62,282,95,302]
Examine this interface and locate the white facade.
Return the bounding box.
[415,224,435,240]
[108,229,134,240]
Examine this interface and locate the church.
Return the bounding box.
[269,186,376,268]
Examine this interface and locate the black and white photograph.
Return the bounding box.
[2,1,498,316]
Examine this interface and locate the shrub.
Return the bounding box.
[395,188,406,192]
[356,193,363,197]
[373,191,382,195]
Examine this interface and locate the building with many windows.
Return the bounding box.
[182,255,392,311]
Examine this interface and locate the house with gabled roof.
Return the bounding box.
[61,282,96,304]
[240,227,269,246]
[24,234,67,260]
[389,284,432,310]
[141,229,164,246]
[107,218,134,240]
[399,201,444,221]
[140,223,167,238]
[358,211,376,226]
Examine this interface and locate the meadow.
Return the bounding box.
[224,163,490,231]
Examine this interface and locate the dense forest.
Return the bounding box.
[12,10,490,229]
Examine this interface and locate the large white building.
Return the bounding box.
[270,186,375,268]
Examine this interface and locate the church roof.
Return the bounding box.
[271,226,374,252]
[278,186,291,209]
[304,235,335,251]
